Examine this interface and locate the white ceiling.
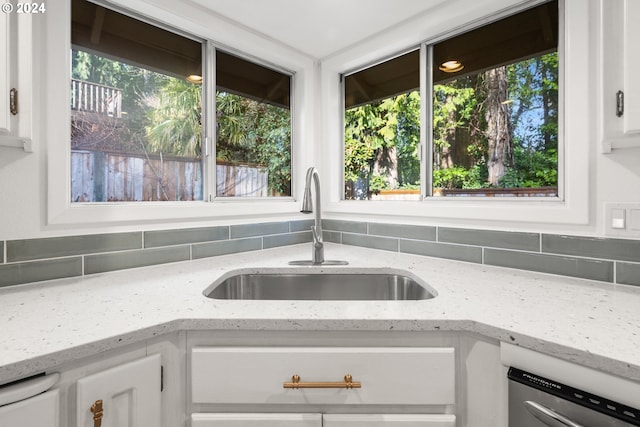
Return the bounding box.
[188,0,448,59]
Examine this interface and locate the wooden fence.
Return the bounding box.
[370,187,558,200]
[71,151,269,202]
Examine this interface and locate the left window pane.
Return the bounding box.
[70,0,203,202]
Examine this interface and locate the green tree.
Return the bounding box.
[344,91,421,199]
[146,78,202,157]
[216,92,291,195]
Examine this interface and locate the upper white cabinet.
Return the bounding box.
[600,0,640,152]
[0,11,32,152]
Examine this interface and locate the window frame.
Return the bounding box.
[323,0,589,226]
[212,47,295,200]
[341,0,563,202]
[43,0,308,227]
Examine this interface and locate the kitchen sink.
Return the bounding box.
[203,270,436,301]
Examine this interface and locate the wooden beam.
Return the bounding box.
[90,6,105,45]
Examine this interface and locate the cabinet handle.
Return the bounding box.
[90,399,104,427]
[616,90,624,117]
[9,88,17,115]
[283,374,361,389]
[524,400,584,427]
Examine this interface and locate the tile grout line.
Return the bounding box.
[539,233,542,253]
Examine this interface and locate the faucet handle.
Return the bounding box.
[311,226,322,244]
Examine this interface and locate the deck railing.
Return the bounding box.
[71,79,122,118]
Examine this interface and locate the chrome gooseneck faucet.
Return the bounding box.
[301,167,324,264]
[289,167,348,266]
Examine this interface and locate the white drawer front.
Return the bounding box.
[323,414,456,426]
[191,413,322,427]
[191,347,455,405]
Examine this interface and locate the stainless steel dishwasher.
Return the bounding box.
[508,366,640,426]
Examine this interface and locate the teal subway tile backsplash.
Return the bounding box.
[263,231,312,249]
[322,230,342,244]
[439,227,539,251]
[542,234,640,263]
[342,233,398,252]
[2,218,638,288]
[192,237,262,259]
[289,219,315,232]
[145,226,228,248]
[84,246,191,275]
[1,220,313,286]
[0,257,82,288]
[328,219,631,284]
[369,223,436,241]
[617,262,640,287]
[484,248,614,282]
[323,219,368,234]
[400,239,482,263]
[230,222,289,239]
[7,232,141,262]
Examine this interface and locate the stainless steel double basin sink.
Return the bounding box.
[203,269,436,301]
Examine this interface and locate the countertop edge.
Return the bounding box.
[1,317,638,385]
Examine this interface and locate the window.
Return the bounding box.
[344,50,420,200]
[71,0,203,202]
[216,51,292,197]
[343,0,559,200]
[70,0,291,203]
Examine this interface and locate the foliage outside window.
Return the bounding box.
[215,51,292,197]
[70,0,292,202]
[344,0,559,200]
[70,0,203,202]
[344,50,421,200]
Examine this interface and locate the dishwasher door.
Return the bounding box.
[0,389,59,427]
[508,367,640,427]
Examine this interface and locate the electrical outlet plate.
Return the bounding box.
[605,203,640,237]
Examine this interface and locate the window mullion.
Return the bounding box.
[421,43,433,199]
[205,41,216,202]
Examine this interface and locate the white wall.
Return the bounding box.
[1,0,639,241]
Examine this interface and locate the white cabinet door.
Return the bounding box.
[623,0,640,134]
[191,413,322,427]
[76,354,161,427]
[0,11,11,135]
[0,10,31,151]
[601,0,640,151]
[0,389,59,427]
[323,414,456,427]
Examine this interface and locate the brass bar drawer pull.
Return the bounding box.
[283,374,361,389]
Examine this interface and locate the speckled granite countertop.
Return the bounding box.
[1,243,639,385]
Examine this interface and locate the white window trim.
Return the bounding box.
[321,0,590,226]
[41,0,315,227]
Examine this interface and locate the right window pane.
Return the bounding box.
[431,0,558,197]
[215,51,292,198]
